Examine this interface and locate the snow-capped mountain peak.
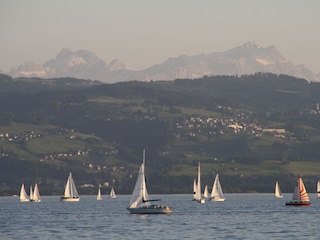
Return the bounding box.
[8,43,320,83]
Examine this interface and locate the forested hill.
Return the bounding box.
[1,72,320,196]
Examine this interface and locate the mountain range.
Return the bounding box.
[8,42,320,83]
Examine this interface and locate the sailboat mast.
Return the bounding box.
[197,162,201,199]
[30,185,33,200]
[142,149,147,202]
[143,148,146,165]
[298,177,301,201]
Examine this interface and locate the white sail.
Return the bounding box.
[97,186,102,200]
[20,184,29,202]
[29,185,33,201]
[128,149,149,208]
[32,184,41,202]
[210,173,225,201]
[203,185,209,199]
[195,162,201,200]
[274,181,283,198]
[61,172,80,202]
[194,162,205,203]
[192,179,197,200]
[109,187,116,199]
[317,181,320,199]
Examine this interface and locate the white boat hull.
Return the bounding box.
[127,205,172,214]
[209,197,225,202]
[60,197,80,202]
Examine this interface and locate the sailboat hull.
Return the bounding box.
[285,200,311,206]
[209,197,225,202]
[127,205,172,214]
[60,196,80,202]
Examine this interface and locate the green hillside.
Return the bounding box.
[1,73,320,195]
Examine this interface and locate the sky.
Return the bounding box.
[1,0,320,73]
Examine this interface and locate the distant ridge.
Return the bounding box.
[8,42,319,83]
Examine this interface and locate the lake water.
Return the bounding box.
[0,193,319,239]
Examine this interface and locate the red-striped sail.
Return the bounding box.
[286,175,311,206]
[293,176,310,201]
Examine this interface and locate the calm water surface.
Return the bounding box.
[0,193,319,239]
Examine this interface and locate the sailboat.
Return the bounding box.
[127,149,172,214]
[274,181,283,198]
[31,184,41,202]
[109,187,116,199]
[29,185,34,201]
[209,173,225,202]
[97,185,103,200]
[194,162,205,203]
[60,172,80,202]
[203,185,209,199]
[19,184,29,202]
[286,175,311,206]
[317,181,320,199]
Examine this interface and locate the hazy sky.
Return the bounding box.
[1,0,320,73]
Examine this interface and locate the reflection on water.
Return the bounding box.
[0,194,319,239]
